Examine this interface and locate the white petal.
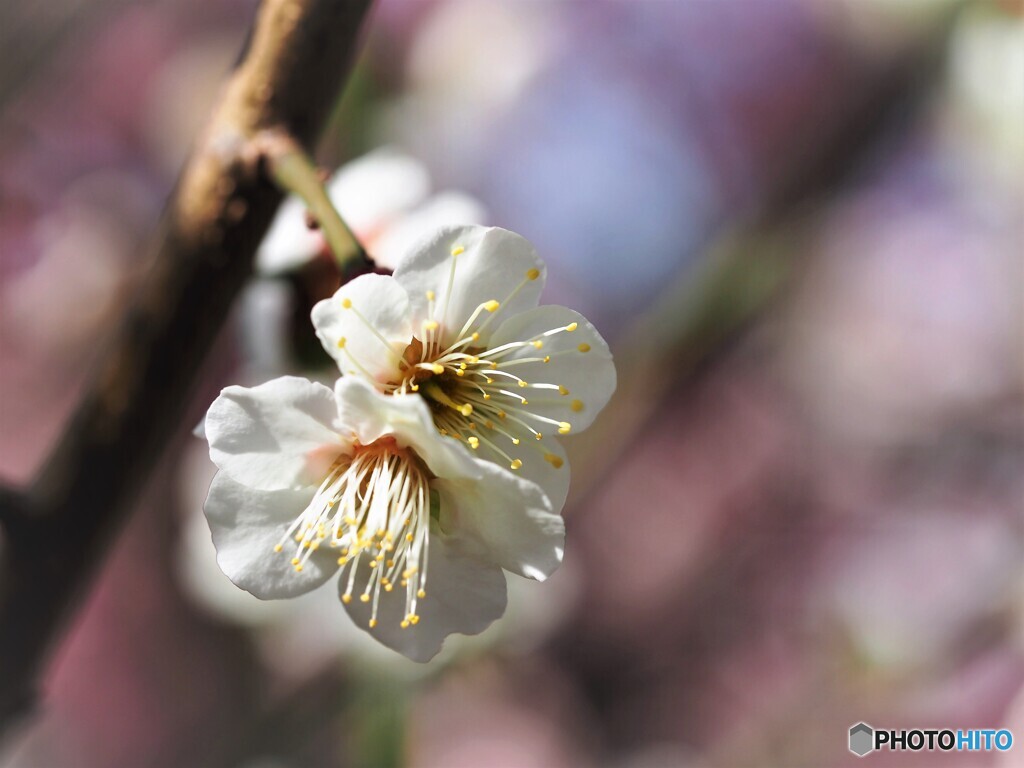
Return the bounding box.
[433,460,565,582]
[340,531,507,662]
[205,376,346,491]
[334,377,481,481]
[312,274,414,384]
[255,196,325,275]
[394,225,545,347]
[487,305,615,433]
[327,147,431,235]
[372,191,487,271]
[514,436,571,514]
[204,472,338,599]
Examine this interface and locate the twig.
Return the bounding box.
[0,0,373,738]
[257,128,373,271]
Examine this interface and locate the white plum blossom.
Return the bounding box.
[202,375,564,662]
[256,146,486,274]
[311,224,616,499]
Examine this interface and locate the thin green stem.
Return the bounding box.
[259,128,372,271]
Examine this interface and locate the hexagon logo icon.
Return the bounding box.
[849,723,874,757]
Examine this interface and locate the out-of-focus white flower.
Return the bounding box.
[201,375,565,662]
[256,147,486,275]
[948,7,1024,181]
[311,225,616,506]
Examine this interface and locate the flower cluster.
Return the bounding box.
[202,224,615,661]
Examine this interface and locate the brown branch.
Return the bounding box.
[0,0,373,738]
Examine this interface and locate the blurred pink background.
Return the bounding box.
[0,1,1021,766]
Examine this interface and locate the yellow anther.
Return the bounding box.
[294,563,304,572]
[409,615,420,625]
[342,298,352,309]
[451,245,465,256]
[531,340,544,349]
[360,594,370,603]
[571,399,584,412]
[468,436,480,449]
[558,385,569,396]
[369,618,378,628]
[544,453,564,469]
[483,300,500,313]
[273,544,283,553]
[406,533,414,542]
[535,432,543,440]
[401,619,410,629]
[558,422,572,434]
[426,290,435,301]
[544,356,551,363]
[578,343,591,353]
[526,268,540,281]
[518,380,528,388]
[566,322,578,332]
[431,363,444,375]
[472,332,480,341]
[384,584,394,592]
[291,557,300,566]
[510,459,523,470]
[337,337,346,349]
[455,369,465,377]
[459,403,473,416]
[423,319,439,331]
[483,394,492,401]
[417,588,427,598]
[342,594,352,604]
[512,437,520,445]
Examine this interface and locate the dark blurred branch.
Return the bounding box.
[0,0,373,739]
[0,487,24,530]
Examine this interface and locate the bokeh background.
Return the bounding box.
[0,0,1022,766]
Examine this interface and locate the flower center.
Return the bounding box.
[336,245,588,471]
[274,437,432,630]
